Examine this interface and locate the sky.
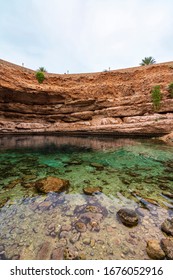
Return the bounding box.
[0,0,173,74]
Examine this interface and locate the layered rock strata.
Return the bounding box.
[0,59,173,135]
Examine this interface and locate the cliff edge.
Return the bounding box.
[0,59,173,136]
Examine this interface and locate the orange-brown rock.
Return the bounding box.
[0,59,173,136]
[83,186,102,195]
[35,176,69,193]
[160,132,173,145]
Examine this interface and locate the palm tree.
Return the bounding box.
[37,66,47,72]
[140,57,156,66]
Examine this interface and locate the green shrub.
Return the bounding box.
[168,83,173,98]
[36,71,45,83]
[151,85,162,110]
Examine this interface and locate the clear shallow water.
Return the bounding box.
[0,135,173,260]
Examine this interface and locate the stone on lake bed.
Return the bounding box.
[146,240,165,259]
[162,192,173,199]
[35,176,69,193]
[0,198,9,208]
[36,241,52,260]
[83,186,102,195]
[161,238,173,260]
[117,208,139,227]
[63,247,79,260]
[75,221,87,233]
[51,248,64,260]
[161,218,173,236]
[90,163,104,170]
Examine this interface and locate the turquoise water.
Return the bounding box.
[0,136,173,260]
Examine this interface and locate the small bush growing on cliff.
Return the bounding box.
[35,71,45,83]
[151,85,162,110]
[168,83,173,98]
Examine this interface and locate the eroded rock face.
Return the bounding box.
[117,208,139,227]
[35,176,69,193]
[0,59,173,135]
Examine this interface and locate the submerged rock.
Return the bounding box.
[5,179,21,189]
[83,186,102,195]
[146,240,165,260]
[90,163,104,170]
[162,192,173,199]
[74,202,108,217]
[161,238,173,259]
[70,232,81,244]
[36,241,52,260]
[117,208,139,227]
[35,176,69,193]
[75,221,87,233]
[0,244,5,255]
[0,198,9,208]
[161,218,173,236]
[63,247,79,260]
[51,248,64,260]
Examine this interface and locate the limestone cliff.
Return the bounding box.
[0,59,173,136]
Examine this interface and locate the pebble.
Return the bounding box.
[59,231,69,239]
[70,233,80,244]
[60,224,72,232]
[0,245,5,253]
[75,221,87,233]
[90,239,95,247]
[83,238,91,245]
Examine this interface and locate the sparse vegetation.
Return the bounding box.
[35,71,45,83]
[151,85,162,110]
[140,57,156,66]
[168,82,173,98]
[35,66,47,83]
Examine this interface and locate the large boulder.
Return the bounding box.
[161,238,173,260]
[117,208,139,227]
[146,240,165,260]
[83,186,102,195]
[161,218,173,236]
[160,132,173,145]
[35,176,69,193]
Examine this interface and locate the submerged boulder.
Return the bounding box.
[161,218,173,236]
[146,240,165,260]
[117,208,139,227]
[161,238,173,260]
[35,176,69,193]
[0,198,9,208]
[36,241,52,260]
[83,186,102,195]
[90,162,104,170]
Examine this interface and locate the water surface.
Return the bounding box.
[0,135,173,260]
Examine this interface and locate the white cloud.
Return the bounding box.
[0,0,172,73]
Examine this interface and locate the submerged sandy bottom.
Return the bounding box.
[0,193,170,260]
[0,136,173,259]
